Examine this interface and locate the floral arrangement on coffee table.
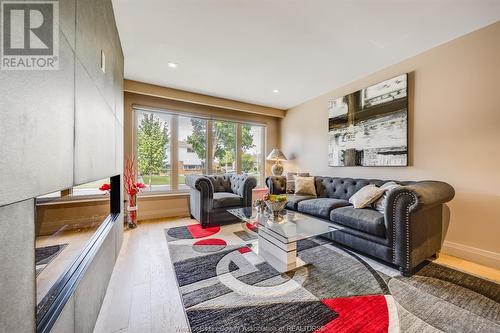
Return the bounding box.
[124,157,146,228]
[262,194,287,220]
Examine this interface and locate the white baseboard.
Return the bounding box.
[441,241,500,270]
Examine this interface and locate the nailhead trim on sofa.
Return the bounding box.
[391,191,417,270]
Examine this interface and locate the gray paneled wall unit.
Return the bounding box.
[0,0,124,332]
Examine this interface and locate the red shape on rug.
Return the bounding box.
[238,246,252,254]
[193,238,227,246]
[246,222,258,232]
[315,295,389,333]
[186,224,220,239]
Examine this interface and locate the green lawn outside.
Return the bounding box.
[140,175,171,185]
[140,175,186,185]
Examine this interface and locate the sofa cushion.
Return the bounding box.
[330,207,385,237]
[208,175,232,192]
[285,194,316,210]
[229,174,248,196]
[297,198,350,219]
[212,192,243,208]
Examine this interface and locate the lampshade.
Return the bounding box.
[266,148,287,161]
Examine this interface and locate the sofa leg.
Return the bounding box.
[431,252,440,260]
[190,214,195,219]
[399,267,413,277]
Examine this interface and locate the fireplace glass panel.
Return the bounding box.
[35,179,110,305]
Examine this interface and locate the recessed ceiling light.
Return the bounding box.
[273,89,279,93]
[167,62,178,68]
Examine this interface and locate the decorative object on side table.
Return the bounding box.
[124,157,146,229]
[266,148,287,176]
[263,194,288,221]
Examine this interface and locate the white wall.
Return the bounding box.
[281,22,500,268]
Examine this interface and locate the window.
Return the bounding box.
[241,124,265,186]
[179,116,207,190]
[136,110,171,192]
[212,120,236,174]
[134,107,266,192]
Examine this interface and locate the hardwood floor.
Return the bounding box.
[94,218,193,333]
[93,217,500,333]
[434,253,500,283]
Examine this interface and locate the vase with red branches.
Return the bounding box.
[124,157,145,228]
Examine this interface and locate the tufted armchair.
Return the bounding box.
[185,173,257,228]
[266,175,455,276]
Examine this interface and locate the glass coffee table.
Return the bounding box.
[227,207,338,273]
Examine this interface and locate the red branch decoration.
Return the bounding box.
[124,157,145,227]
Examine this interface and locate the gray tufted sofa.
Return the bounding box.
[266,176,455,276]
[186,173,257,228]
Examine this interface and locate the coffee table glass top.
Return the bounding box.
[227,207,336,244]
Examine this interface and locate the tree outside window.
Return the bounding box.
[137,112,170,190]
[241,124,264,185]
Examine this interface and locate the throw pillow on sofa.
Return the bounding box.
[373,181,402,213]
[294,176,316,197]
[349,184,385,208]
[286,172,310,193]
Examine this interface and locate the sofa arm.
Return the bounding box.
[385,181,455,217]
[265,176,286,194]
[384,181,455,274]
[185,175,214,227]
[230,174,257,206]
[404,181,455,211]
[185,174,214,195]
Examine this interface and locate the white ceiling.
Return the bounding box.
[112,0,500,109]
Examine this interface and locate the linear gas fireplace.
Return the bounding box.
[35,175,122,333]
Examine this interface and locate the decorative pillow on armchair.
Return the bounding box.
[286,172,310,193]
[349,184,385,209]
[294,176,316,197]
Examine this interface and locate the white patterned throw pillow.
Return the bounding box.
[373,181,402,213]
[349,184,385,209]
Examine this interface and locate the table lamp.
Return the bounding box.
[266,148,287,176]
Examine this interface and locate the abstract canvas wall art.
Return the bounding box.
[328,74,408,166]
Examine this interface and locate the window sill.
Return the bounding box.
[137,191,190,199]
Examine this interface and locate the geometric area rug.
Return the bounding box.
[165,222,500,333]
